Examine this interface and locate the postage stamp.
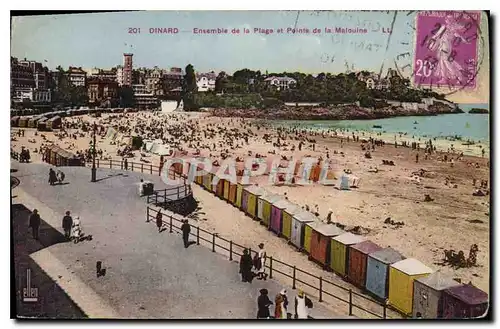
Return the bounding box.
[413,11,481,89]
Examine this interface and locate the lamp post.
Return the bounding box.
[91,122,97,182]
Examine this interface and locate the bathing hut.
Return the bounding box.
[270,199,294,235]
[309,223,345,268]
[441,284,488,319]
[18,117,29,128]
[303,220,320,254]
[223,179,231,200]
[347,240,383,289]
[330,232,367,277]
[43,145,83,167]
[202,171,212,190]
[290,210,316,250]
[235,182,251,209]
[48,115,62,130]
[28,116,43,128]
[281,203,303,240]
[227,180,238,205]
[412,272,462,318]
[37,117,49,131]
[214,176,225,197]
[365,247,406,300]
[258,194,283,228]
[10,116,20,127]
[243,185,267,219]
[388,258,433,315]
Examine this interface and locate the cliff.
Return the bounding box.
[212,102,463,120]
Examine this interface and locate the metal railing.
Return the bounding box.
[86,158,189,179]
[146,206,403,319]
[88,159,193,204]
[146,185,193,206]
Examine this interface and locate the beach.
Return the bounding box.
[11,110,491,295]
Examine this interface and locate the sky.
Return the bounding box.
[11,10,489,103]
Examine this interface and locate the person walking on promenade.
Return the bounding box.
[255,243,267,280]
[29,209,41,240]
[181,219,191,248]
[124,158,128,170]
[156,211,163,232]
[62,211,73,240]
[274,289,288,319]
[257,288,273,319]
[294,290,313,319]
[48,168,57,186]
[239,248,253,282]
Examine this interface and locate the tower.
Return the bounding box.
[123,53,133,86]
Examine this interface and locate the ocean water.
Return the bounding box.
[272,103,490,143]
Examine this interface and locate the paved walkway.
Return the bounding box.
[12,162,348,319]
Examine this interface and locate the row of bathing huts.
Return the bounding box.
[10,107,140,131]
[174,159,488,319]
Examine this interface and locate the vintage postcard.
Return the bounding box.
[10,10,490,319]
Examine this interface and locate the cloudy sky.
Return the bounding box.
[11,10,489,103]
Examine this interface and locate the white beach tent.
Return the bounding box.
[340,174,361,190]
[340,175,350,190]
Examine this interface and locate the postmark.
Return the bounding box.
[413,11,482,91]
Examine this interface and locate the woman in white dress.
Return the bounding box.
[71,216,82,243]
[256,243,267,280]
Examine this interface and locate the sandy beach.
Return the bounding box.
[11,110,490,295]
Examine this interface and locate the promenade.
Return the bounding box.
[11,162,346,319]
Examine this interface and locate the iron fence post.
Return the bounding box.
[141,163,144,173]
[146,207,149,222]
[383,302,387,319]
[97,158,100,167]
[150,164,153,174]
[212,233,215,252]
[109,159,112,168]
[269,256,273,279]
[131,162,134,171]
[229,241,233,261]
[164,190,167,208]
[349,289,353,316]
[319,277,323,302]
[121,161,123,170]
[292,266,296,289]
[169,216,173,233]
[155,192,158,205]
[197,227,200,245]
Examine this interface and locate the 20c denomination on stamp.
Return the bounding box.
[413,11,481,90]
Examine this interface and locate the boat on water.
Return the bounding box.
[413,121,418,124]
[372,125,382,129]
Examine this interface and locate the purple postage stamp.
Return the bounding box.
[414,11,481,89]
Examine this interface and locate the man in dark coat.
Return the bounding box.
[239,248,253,282]
[62,211,73,239]
[181,219,191,248]
[48,168,57,185]
[257,288,273,319]
[155,211,162,232]
[29,209,41,240]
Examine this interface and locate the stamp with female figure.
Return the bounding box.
[413,11,481,89]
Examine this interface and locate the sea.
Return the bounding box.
[271,103,490,143]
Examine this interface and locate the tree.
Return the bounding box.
[71,86,89,107]
[215,71,228,93]
[182,64,198,111]
[118,86,135,108]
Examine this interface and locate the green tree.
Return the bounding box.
[182,64,198,111]
[118,86,135,107]
[215,71,228,93]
